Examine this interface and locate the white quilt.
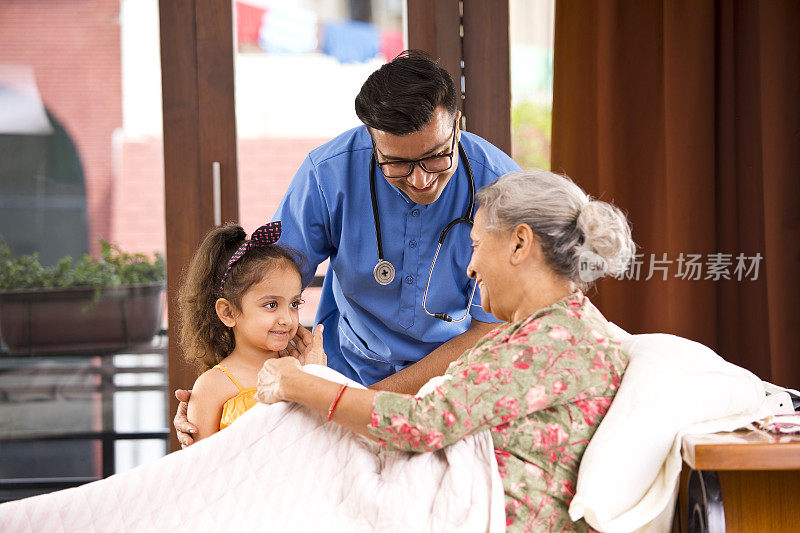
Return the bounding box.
[2,334,780,533]
[0,366,506,533]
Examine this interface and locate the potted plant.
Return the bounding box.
[0,240,166,355]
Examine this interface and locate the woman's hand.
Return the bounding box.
[296,324,326,366]
[256,357,302,404]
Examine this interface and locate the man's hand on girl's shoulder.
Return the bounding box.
[173,388,197,448]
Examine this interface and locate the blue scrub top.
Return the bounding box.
[273,125,520,385]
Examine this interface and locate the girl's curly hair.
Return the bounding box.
[177,223,303,373]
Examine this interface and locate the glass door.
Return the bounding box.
[509,0,554,170]
[0,0,169,501]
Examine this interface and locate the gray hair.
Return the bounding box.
[475,170,635,288]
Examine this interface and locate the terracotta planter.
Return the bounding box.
[0,282,165,355]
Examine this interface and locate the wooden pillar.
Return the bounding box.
[159,0,238,452]
[407,0,511,155]
[406,0,463,112]
[462,1,511,155]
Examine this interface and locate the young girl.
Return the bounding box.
[178,221,313,440]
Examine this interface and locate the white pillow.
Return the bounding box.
[568,332,769,533]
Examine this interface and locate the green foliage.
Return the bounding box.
[0,238,165,299]
[511,101,553,171]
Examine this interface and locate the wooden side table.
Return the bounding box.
[679,429,800,532]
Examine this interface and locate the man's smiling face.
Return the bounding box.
[370,107,460,205]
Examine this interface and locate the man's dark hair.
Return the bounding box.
[355,50,457,135]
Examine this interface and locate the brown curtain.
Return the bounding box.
[551,0,800,387]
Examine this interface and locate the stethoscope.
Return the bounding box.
[368,142,478,323]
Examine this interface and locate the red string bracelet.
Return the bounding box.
[327,384,348,421]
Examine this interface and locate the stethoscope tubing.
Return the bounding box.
[369,142,477,322]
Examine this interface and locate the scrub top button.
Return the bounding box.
[405,276,414,284]
[411,209,420,217]
[409,240,417,248]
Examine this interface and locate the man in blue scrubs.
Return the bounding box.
[174,51,519,445]
[274,52,520,391]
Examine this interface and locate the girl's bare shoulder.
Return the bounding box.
[190,366,239,405]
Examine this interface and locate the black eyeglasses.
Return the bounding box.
[373,119,458,179]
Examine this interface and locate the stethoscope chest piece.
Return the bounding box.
[373,260,395,285]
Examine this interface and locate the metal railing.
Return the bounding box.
[0,337,170,502]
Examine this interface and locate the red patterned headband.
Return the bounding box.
[219,221,282,293]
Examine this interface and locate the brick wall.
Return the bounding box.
[0,0,122,254]
[112,136,328,253]
[236,138,328,233]
[111,135,166,253]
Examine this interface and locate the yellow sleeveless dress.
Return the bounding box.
[214,364,257,430]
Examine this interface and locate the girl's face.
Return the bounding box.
[233,263,302,354]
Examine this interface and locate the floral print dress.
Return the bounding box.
[368,291,628,532]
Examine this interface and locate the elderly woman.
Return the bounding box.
[257,170,635,531]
